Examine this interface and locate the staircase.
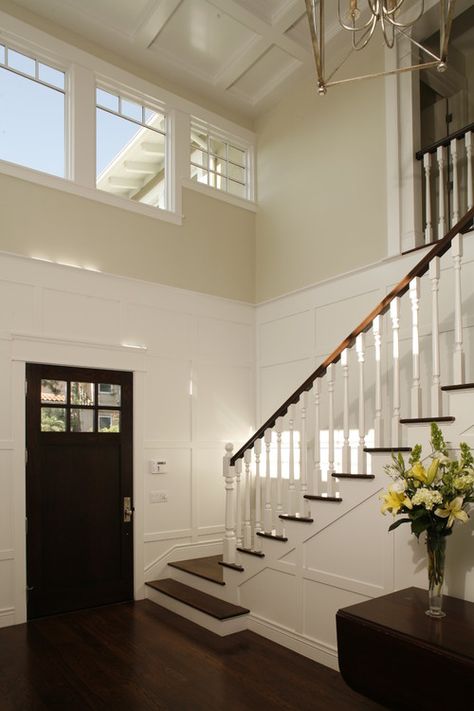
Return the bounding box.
[145,207,474,669]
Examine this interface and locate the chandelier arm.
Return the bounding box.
[385,1,426,30]
[384,0,415,18]
[440,0,456,62]
[397,27,441,62]
[337,0,374,33]
[305,0,325,90]
[325,59,440,89]
[352,18,378,51]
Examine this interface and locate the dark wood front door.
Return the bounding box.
[26,364,133,619]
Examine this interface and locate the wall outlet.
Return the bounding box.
[149,460,167,474]
[150,490,168,504]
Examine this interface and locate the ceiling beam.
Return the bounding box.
[134,0,183,47]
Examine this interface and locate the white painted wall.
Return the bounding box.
[0,251,255,628]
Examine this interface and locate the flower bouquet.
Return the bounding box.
[381,423,474,617]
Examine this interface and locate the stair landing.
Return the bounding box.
[168,554,224,585]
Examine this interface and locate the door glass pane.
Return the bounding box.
[98,410,120,432]
[41,407,66,432]
[98,384,121,406]
[70,409,94,432]
[70,382,95,406]
[41,379,67,404]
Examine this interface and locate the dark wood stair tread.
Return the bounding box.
[442,383,474,391]
[256,531,288,542]
[364,447,411,453]
[146,579,249,620]
[400,416,455,424]
[168,555,224,585]
[331,473,375,479]
[218,561,244,572]
[305,495,343,502]
[237,547,265,558]
[279,514,313,523]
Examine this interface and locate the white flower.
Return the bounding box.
[411,488,443,511]
[453,473,474,492]
[392,478,407,493]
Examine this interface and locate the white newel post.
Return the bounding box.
[243,449,252,550]
[327,364,335,496]
[223,443,236,564]
[410,278,422,418]
[313,381,321,496]
[254,438,262,551]
[466,132,473,211]
[451,138,459,227]
[452,233,465,384]
[288,404,296,515]
[276,418,283,534]
[341,349,351,473]
[264,428,273,532]
[390,299,401,446]
[356,334,366,474]
[235,458,242,548]
[437,146,446,239]
[373,316,383,446]
[429,257,442,416]
[423,152,433,244]
[300,391,310,515]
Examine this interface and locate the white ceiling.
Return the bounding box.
[9,0,322,117]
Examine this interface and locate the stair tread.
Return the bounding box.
[364,447,411,453]
[279,514,313,523]
[304,495,343,502]
[237,547,265,558]
[146,578,249,620]
[441,383,474,391]
[400,416,455,424]
[332,473,375,479]
[168,555,224,585]
[256,531,288,542]
[219,561,244,572]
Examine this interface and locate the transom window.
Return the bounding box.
[41,379,121,433]
[0,43,65,177]
[96,88,167,210]
[190,122,248,199]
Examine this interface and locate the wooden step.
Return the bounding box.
[237,547,265,558]
[364,447,411,453]
[442,383,474,392]
[305,495,343,502]
[279,514,313,523]
[400,416,455,424]
[256,531,288,542]
[218,561,244,572]
[168,555,224,586]
[146,579,249,620]
[332,473,375,480]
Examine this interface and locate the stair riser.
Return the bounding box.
[167,566,234,599]
[146,587,248,637]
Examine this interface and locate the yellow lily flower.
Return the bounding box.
[425,459,439,485]
[381,488,412,516]
[410,459,439,485]
[435,496,469,528]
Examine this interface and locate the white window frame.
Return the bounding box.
[0,10,257,227]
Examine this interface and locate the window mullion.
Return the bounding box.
[69,63,96,187]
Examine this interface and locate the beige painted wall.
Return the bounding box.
[0,174,255,301]
[255,41,387,302]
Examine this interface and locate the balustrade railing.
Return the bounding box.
[222,208,473,562]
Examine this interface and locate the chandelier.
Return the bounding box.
[305,0,456,95]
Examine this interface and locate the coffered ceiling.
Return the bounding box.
[9,0,332,117]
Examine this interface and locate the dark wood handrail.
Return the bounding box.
[415,122,474,161]
[231,207,474,464]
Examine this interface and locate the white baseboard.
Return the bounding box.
[0,607,15,628]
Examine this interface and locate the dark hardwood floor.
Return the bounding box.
[0,600,387,710]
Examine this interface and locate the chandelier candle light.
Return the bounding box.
[381,423,474,618]
[305,0,456,94]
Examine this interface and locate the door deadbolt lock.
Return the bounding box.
[123,497,134,523]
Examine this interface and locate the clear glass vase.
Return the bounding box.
[426,531,447,618]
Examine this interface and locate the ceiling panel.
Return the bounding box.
[231,44,300,100]
[233,0,292,24]
[285,13,311,50]
[150,0,259,79]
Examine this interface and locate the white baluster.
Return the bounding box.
[254,438,262,551]
[235,458,242,548]
[437,146,446,239]
[429,257,442,417]
[288,404,296,515]
[466,132,473,211]
[300,392,309,515]
[451,138,459,227]
[222,443,236,564]
[264,428,273,533]
[356,334,366,474]
[390,299,401,446]
[373,316,383,446]
[452,234,465,384]
[243,449,252,550]
[276,418,283,535]
[341,349,351,473]
[423,152,433,244]
[313,381,321,496]
[327,364,336,496]
[410,278,422,418]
